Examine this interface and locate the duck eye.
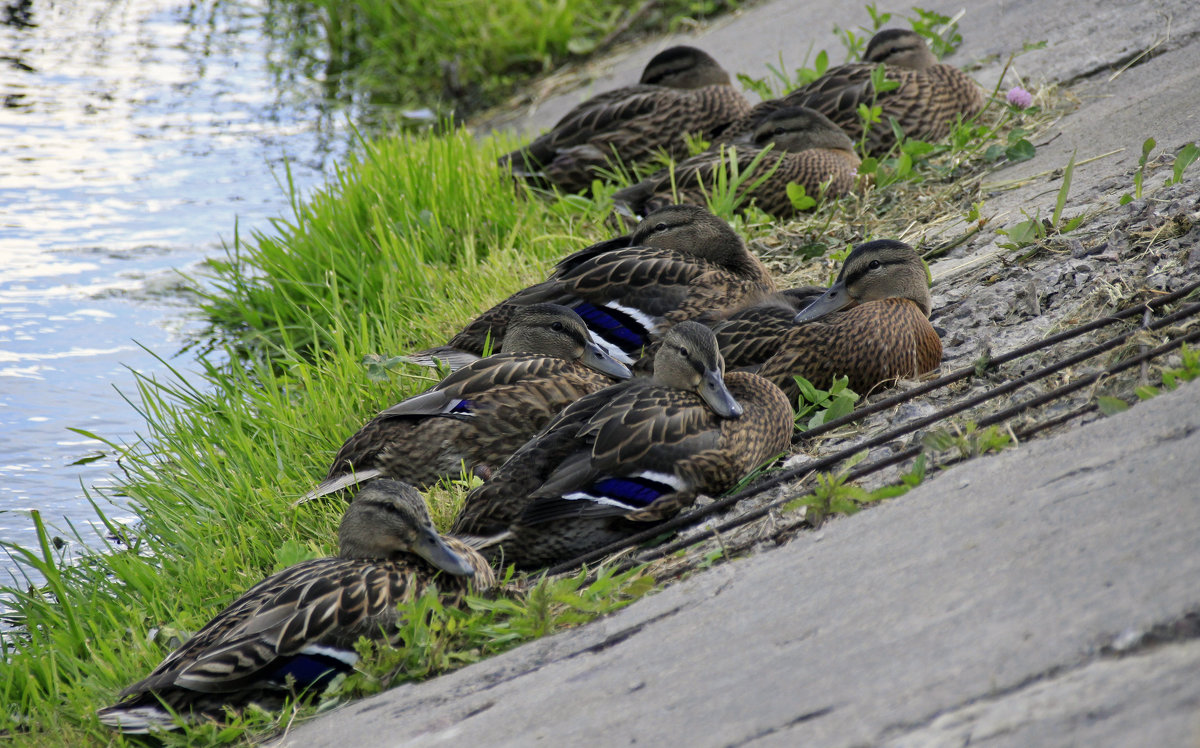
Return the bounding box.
[773,126,785,136]
[678,346,689,357]
[868,259,882,270]
[654,222,668,232]
[550,321,564,332]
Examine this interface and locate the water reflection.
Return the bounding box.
[0,0,354,579]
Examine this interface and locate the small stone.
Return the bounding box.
[1023,278,1042,316]
[1110,627,1143,652]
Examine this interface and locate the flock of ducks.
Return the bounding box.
[99,28,977,732]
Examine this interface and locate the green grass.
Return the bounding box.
[283,0,742,116]
[196,126,610,361]
[0,126,640,745]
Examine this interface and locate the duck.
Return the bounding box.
[500,45,751,194]
[710,286,826,368]
[630,285,824,375]
[451,322,793,569]
[612,106,860,219]
[756,239,942,403]
[716,29,984,156]
[98,480,494,733]
[299,304,631,503]
[409,204,777,370]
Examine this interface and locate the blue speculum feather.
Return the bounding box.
[263,652,351,692]
[591,476,670,507]
[450,398,473,414]
[572,302,647,351]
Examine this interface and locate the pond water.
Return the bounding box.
[0,0,354,581]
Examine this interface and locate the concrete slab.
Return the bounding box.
[281,380,1200,747]
[486,0,1199,140]
[285,3,1200,745]
[885,638,1200,748]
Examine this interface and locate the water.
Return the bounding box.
[0,0,353,580]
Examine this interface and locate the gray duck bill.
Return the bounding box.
[412,527,475,576]
[702,369,744,418]
[582,341,633,379]
[794,279,851,323]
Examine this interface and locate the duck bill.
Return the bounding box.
[412,527,476,577]
[728,130,756,147]
[581,341,633,379]
[701,369,743,418]
[793,279,852,323]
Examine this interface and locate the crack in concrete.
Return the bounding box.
[876,605,1200,743]
[1099,607,1200,657]
[1146,421,1200,447]
[564,603,693,659]
[729,705,837,746]
[1059,28,1200,87]
[1041,461,1112,486]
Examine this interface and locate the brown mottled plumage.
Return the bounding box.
[409,205,777,370]
[718,29,984,156]
[757,239,942,402]
[300,305,630,503]
[711,286,826,368]
[99,481,494,733]
[501,46,751,194]
[452,323,793,569]
[613,107,859,219]
[631,286,823,375]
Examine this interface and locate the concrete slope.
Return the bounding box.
[489,0,1198,140]
[283,4,1200,745]
[283,378,1200,747]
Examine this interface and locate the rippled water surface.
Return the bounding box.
[0,0,351,579]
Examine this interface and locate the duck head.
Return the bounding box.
[654,321,743,418]
[734,106,855,153]
[631,204,762,274]
[795,239,932,323]
[640,46,732,88]
[863,29,939,70]
[505,304,632,378]
[338,480,475,576]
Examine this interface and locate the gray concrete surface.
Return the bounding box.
[488,0,1199,140]
[285,4,1200,745]
[283,375,1200,748]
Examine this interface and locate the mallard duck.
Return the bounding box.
[612,106,859,219]
[300,305,631,503]
[711,286,826,368]
[630,286,824,375]
[98,480,494,733]
[756,239,942,402]
[717,29,984,156]
[410,204,777,369]
[451,322,793,569]
[500,46,751,194]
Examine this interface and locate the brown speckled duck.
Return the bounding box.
[630,285,824,375]
[718,29,984,156]
[710,286,825,368]
[500,46,751,194]
[300,305,631,503]
[99,481,494,733]
[613,106,860,219]
[757,239,942,402]
[451,322,793,569]
[410,205,777,370]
